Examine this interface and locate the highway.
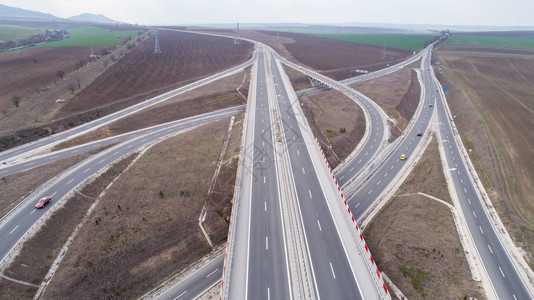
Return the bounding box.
[273,51,390,187]
[432,63,533,299]
[0,106,243,266]
[153,255,224,300]
[346,53,434,220]
[0,106,245,177]
[268,51,369,299]
[297,47,428,96]
[244,50,291,299]
[0,53,256,166]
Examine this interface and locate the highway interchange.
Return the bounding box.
[0,29,532,300]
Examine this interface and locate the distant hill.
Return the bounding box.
[0,4,59,19]
[68,13,121,24]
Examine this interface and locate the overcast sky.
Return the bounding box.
[2,0,534,27]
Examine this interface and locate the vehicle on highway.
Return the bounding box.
[400,154,406,160]
[417,132,422,136]
[35,197,51,209]
[429,104,433,107]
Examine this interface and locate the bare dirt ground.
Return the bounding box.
[53,68,250,151]
[200,29,412,81]
[58,30,253,118]
[260,30,412,80]
[0,30,252,152]
[435,48,534,267]
[43,117,242,299]
[365,137,485,299]
[0,151,101,218]
[0,47,101,114]
[0,153,137,299]
[299,89,365,169]
[350,67,421,141]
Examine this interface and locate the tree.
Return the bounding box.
[11,94,20,107]
[57,70,64,80]
[67,81,76,94]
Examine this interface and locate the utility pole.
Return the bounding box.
[234,22,241,45]
[153,30,161,54]
[381,40,387,59]
[13,31,21,55]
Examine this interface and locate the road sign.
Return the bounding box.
[443,88,448,92]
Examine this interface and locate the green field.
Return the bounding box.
[0,24,43,41]
[312,33,436,50]
[445,35,534,49]
[31,26,142,48]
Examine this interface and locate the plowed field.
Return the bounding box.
[58,30,253,117]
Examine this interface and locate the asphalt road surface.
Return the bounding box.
[432,62,532,299]
[154,254,224,300]
[0,106,245,177]
[269,51,365,299]
[0,106,243,266]
[244,50,291,299]
[0,54,256,166]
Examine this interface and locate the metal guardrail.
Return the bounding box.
[314,138,391,299]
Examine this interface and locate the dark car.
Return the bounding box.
[429,104,433,107]
[35,197,51,209]
[417,132,423,136]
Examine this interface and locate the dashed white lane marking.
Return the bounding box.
[67,179,74,184]
[83,168,91,173]
[330,262,336,279]
[99,159,106,164]
[113,151,120,155]
[473,211,477,218]
[174,290,187,299]
[297,150,300,156]
[206,269,219,277]
[263,176,266,183]
[309,190,312,198]
[266,236,269,250]
[377,180,381,185]
[265,202,267,211]
[355,203,360,208]
[499,266,505,277]
[464,187,467,193]
[9,225,19,235]
[488,244,493,254]
[358,159,362,163]
[30,209,36,214]
[468,198,471,205]
[479,226,484,234]
[302,168,305,174]
[384,172,388,177]
[368,189,373,195]
[349,167,354,172]
[51,191,57,197]
[317,220,322,231]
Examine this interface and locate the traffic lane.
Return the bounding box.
[0,54,256,163]
[0,106,245,176]
[155,255,224,300]
[272,60,363,299]
[247,54,291,299]
[0,111,241,264]
[348,102,434,217]
[435,86,531,300]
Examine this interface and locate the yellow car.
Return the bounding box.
[400,154,406,160]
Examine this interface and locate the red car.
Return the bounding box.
[35,197,51,209]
